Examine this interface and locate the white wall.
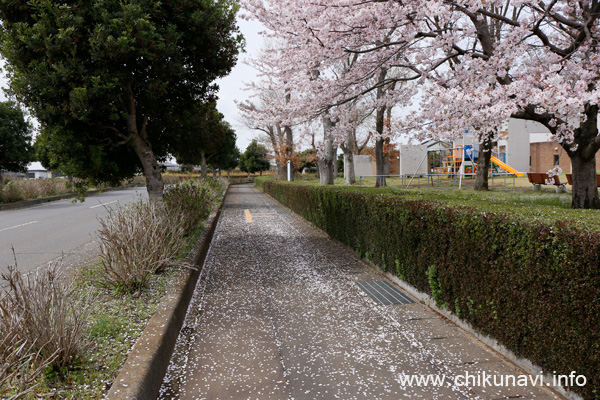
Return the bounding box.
[399,145,428,176]
[507,118,537,172]
[353,155,373,177]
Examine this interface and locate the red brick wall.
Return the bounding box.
[530,142,600,173]
[530,143,569,173]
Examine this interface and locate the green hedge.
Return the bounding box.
[257,179,600,399]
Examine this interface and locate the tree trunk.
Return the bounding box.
[317,154,334,184]
[333,145,339,179]
[375,136,386,187]
[130,131,164,200]
[267,126,286,180]
[374,102,386,187]
[475,136,493,191]
[124,84,164,200]
[374,68,387,188]
[318,116,335,185]
[570,154,598,208]
[342,131,356,185]
[200,152,208,179]
[383,152,390,176]
[568,105,600,208]
[212,169,217,178]
[343,152,355,185]
[284,125,294,181]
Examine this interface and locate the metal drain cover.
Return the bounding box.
[356,281,415,305]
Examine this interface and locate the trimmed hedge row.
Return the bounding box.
[257,179,600,399]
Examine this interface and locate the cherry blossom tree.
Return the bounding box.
[242,0,600,208]
[239,43,297,180]
[242,0,415,186]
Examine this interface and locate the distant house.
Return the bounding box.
[161,161,180,172]
[26,162,55,179]
[420,139,452,152]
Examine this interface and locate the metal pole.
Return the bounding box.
[287,160,291,181]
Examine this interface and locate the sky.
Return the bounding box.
[215,15,265,154]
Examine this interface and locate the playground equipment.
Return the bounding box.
[490,156,524,177]
[429,145,524,178]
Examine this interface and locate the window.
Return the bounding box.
[554,154,560,166]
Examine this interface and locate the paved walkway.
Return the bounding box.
[159,184,561,400]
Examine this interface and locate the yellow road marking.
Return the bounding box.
[244,209,253,223]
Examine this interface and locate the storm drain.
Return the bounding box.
[356,281,415,305]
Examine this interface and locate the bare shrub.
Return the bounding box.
[0,262,89,372]
[0,318,56,399]
[96,198,187,292]
[35,179,67,197]
[163,180,215,235]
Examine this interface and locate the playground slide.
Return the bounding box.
[490,156,524,177]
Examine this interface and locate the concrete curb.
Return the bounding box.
[105,186,228,400]
[0,184,141,212]
[383,272,579,400]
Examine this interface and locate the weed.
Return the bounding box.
[0,260,89,372]
[95,198,187,292]
[426,265,447,309]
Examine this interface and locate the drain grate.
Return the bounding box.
[356,281,415,305]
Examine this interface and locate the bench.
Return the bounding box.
[527,172,567,193]
[565,174,600,187]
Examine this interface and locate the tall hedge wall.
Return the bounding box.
[257,179,600,399]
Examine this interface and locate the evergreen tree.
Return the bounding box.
[239,140,271,175]
[0,101,33,187]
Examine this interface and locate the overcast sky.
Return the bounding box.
[215,16,265,154]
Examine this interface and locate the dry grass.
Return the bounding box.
[0,259,88,398]
[0,179,69,203]
[0,317,57,400]
[0,262,91,371]
[95,198,187,292]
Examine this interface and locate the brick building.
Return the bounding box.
[529,132,600,173]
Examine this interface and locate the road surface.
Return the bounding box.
[0,187,147,279]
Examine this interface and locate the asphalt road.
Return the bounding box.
[0,187,148,279]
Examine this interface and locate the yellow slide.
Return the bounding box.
[490,156,524,177]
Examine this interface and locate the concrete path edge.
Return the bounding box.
[105,185,229,400]
[384,272,580,400]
